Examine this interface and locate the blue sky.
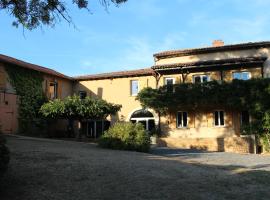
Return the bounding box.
[1,0,270,76]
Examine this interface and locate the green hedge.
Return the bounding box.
[98,122,150,152]
[0,135,10,176]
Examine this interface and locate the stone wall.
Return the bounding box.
[157,135,255,153]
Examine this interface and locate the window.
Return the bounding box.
[241,111,250,125]
[164,77,175,92]
[79,91,87,99]
[233,72,250,80]
[193,75,209,83]
[177,111,188,128]
[49,82,58,99]
[130,109,155,131]
[214,111,225,126]
[131,80,139,96]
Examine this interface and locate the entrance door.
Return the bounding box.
[0,107,13,133]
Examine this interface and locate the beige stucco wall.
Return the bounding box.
[155,47,270,78]
[160,110,238,139]
[75,66,261,139]
[74,75,157,123]
[155,48,270,65]
[158,67,262,86]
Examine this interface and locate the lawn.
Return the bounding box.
[0,136,270,200]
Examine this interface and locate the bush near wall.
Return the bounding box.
[0,135,10,176]
[98,122,150,152]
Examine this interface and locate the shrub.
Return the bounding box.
[0,135,10,176]
[98,122,150,152]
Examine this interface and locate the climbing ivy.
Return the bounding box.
[4,65,47,134]
[137,78,270,151]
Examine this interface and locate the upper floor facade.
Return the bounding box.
[0,54,73,101]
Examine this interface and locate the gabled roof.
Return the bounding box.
[154,41,270,59]
[0,54,72,80]
[152,57,267,71]
[74,68,155,81]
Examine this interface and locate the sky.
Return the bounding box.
[1,0,270,76]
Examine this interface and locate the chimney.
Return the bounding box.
[212,40,224,47]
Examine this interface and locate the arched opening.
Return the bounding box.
[130,109,155,131]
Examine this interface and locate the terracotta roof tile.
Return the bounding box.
[74,68,155,81]
[154,41,270,58]
[0,54,72,80]
[152,57,267,70]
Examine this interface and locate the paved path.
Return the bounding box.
[151,147,270,171]
[1,135,270,200]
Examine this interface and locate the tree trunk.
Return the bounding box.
[158,111,161,136]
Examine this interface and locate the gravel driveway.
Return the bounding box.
[1,135,270,200]
[151,147,270,171]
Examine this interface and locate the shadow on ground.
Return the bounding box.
[0,136,270,200]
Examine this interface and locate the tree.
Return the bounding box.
[40,95,122,138]
[0,0,127,30]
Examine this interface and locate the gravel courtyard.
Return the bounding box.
[1,136,270,200]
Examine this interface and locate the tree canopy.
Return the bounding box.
[40,95,122,121]
[0,0,127,29]
[137,79,270,138]
[137,79,270,117]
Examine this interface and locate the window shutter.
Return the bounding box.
[57,80,62,99]
[207,112,213,127]
[175,76,181,84]
[188,111,195,128]
[225,111,232,127]
[171,112,177,129]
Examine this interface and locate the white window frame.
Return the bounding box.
[164,77,175,92]
[130,117,155,131]
[214,110,225,127]
[176,111,188,128]
[130,80,139,96]
[164,77,175,85]
[232,71,251,80]
[193,74,210,83]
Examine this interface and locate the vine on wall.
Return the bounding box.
[4,65,47,134]
[137,78,270,151]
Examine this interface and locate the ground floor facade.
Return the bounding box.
[114,107,255,153]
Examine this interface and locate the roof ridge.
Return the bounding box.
[154,41,270,58]
[74,68,154,81]
[0,54,72,80]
